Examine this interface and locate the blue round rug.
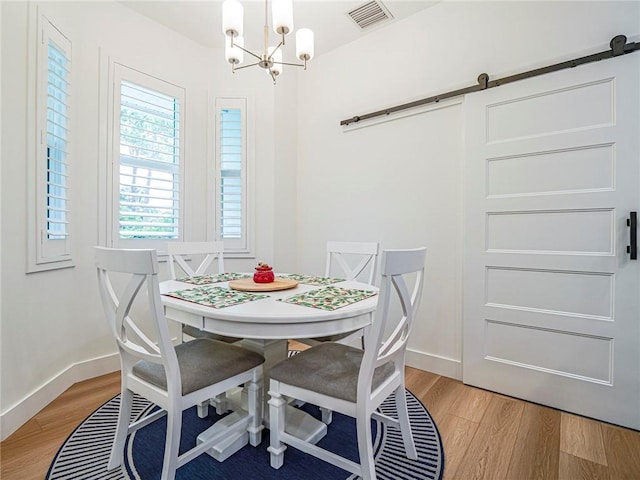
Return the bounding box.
[46,388,444,480]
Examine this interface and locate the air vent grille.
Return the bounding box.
[347,0,394,30]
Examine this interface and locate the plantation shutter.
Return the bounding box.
[216,98,247,251]
[46,42,70,241]
[117,80,181,240]
[31,15,74,269]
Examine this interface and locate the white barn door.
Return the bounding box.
[463,54,640,429]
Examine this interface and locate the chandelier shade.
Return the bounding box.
[222,0,314,83]
[222,0,243,37]
[271,0,293,35]
[295,28,314,61]
[267,47,283,76]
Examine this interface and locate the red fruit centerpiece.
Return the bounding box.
[253,262,275,283]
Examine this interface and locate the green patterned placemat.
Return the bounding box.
[278,286,377,311]
[164,286,268,308]
[280,274,345,286]
[175,273,251,285]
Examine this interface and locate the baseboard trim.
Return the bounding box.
[1,348,461,440]
[406,348,462,380]
[0,353,120,441]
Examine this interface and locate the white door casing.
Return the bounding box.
[463,53,640,429]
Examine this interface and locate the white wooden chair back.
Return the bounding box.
[325,241,379,284]
[167,241,225,279]
[95,247,179,387]
[359,247,426,400]
[96,247,265,479]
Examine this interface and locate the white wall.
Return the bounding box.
[0,0,293,439]
[2,0,638,440]
[295,1,640,377]
[273,70,299,272]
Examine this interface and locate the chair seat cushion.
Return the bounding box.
[269,342,394,402]
[132,338,264,395]
[182,324,241,344]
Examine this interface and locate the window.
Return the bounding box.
[46,44,70,241]
[219,107,242,240]
[214,98,249,253]
[27,12,73,272]
[109,65,184,249]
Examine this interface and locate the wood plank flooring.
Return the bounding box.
[1,371,121,480]
[2,362,639,479]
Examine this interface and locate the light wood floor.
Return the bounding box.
[2,356,639,479]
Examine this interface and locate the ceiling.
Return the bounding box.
[120,1,438,58]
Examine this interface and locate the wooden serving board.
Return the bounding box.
[228,277,299,292]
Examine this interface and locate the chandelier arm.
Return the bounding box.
[267,39,285,61]
[273,61,306,68]
[233,61,262,70]
[234,44,263,61]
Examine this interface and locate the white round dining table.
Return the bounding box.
[160,277,378,340]
[159,275,378,461]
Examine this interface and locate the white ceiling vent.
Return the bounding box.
[347,0,394,30]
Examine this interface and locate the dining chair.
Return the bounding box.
[300,240,379,347]
[325,240,379,285]
[268,247,426,480]
[95,247,265,480]
[168,241,242,414]
[168,240,225,279]
[167,241,241,345]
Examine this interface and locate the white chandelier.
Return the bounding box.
[222,0,314,84]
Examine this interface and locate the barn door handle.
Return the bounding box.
[628,212,637,260]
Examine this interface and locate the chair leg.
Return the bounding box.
[246,379,263,446]
[108,388,133,470]
[211,393,229,415]
[395,386,417,460]
[197,400,209,418]
[161,406,182,480]
[267,387,287,469]
[356,412,376,480]
[320,406,333,424]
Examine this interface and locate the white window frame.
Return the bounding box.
[106,63,185,251]
[27,9,73,272]
[210,97,253,256]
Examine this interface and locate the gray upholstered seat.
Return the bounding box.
[182,325,240,345]
[133,338,265,395]
[270,342,393,403]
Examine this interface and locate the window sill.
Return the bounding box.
[223,250,255,259]
[26,260,75,274]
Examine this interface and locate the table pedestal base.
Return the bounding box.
[195,336,328,462]
[196,411,250,462]
[282,405,327,444]
[196,392,327,461]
